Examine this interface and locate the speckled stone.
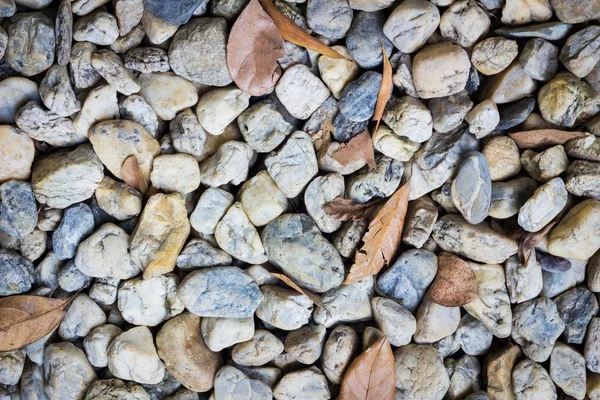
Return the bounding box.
[346,11,393,69]
[0,180,37,239]
[52,203,95,260]
[338,71,382,122]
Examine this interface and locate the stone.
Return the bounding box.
[482,136,521,182]
[317,46,360,99]
[120,95,164,138]
[44,343,96,400]
[71,0,109,15]
[85,379,150,400]
[58,260,92,292]
[239,171,287,227]
[394,344,449,400]
[392,54,418,98]
[123,47,168,74]
[540,254,586,298]
[512,297,565,362]
[505,253,543,304]
[0,0,14,16]
[371,297,417,346]
[237,97,296,153]
[331,112,369,143]
[560,26,600,78]
[55,1,72,66]
[69,42,101,88]
[346,12,393,69]
[178,266,263,318]
[110,24,145,53]
[440,1,490,48]
[306,0,352,39]
[0,181,36,239]
[130,193,191,278]
[555,287,599,344]
[383,0,439,54]
[256,285,313,330]
[402,196,438,246]
[59,293,106,340]
[73,11,119,45]
[451,152,492,224]
[52,203,94,260]
[138,72,199,121]
[314,276,373,327]
[15,101,83,147]
[214,202,267,264]
[338,71,382,122]
[114,0,144,36]
[382,96,432,143]
[586,318,600,372]
[521,145,569,182]
[512,360,556,400]
[550,342,586,399]
[141,9,179,45]
[92,50,140,95]
[150,154,200,195]
[349,0,393,11]
[108,326,166,385]
[489,177,538,219]
[139,369,182,400]
[199,141,254,187]
[35,250,63,289]
[145,0,204,25]
[262,213,344,293]
[415,298,461,344]
[445,355,481,400]
[213,365,272,400]
[20,229,47,262]
[89,277,120,306]
[73,85,120,137]
[413,43,471,99]
[6,13,54,77]
[195,87,249,136]
[456,314,493,356]
[347,155,403,203]
[210,0,249,20]
[176,239,232,270]
[482,61,537,104]
[566,161,600,199]
[275,64,330,120]
[83,324,123,368]
[428,91,473,134]
[231,330,284,367]
[39,65,80,117]
[518,177,568,232]
[495,21,572,41]
[465,100,499,138]
[547,199,600,260]
[304,174,344,233]
[566,134,600,162]
[539,72,600,128]
[550,0,600,23]
[372,124,421,162]
[95,177,142,221]
[156,312,222,392]
[190,188,234,235]
[201,316,254,352]
[332,219,367,258]
[463,262,513,338]
[20,361,47,400]
[321,325,358,384]
[273,367,329,400]
[0,128,34,189]
[486,344,521,400]
[169,108,206,159]
[0,78,39,125]
[520,38,559,81]
[0,350,24,386]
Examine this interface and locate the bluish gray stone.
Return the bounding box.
[376,249,437,312]
[489,177,538,219]
[0,249,34,296]
[52,203,94,260]
[496,98,536,130]
[176,238,232,270]
[494,22,572,41]
[58,260,92,292]
[211,0,249,20]
[536,251,571,273]
[6,12,55,77]
[306,0,353,40]
[555,286,599,344]
[144,0,207,25]
[0,0,15,18]
[0,180,37,239]
[56,0,72,67]
[346,11,393,69]
[451,152,491,225]
[178,266,263,318]
[338,71,382,122]
[261,213,345,293]
[346,155,403,203]
[332,112,368,142]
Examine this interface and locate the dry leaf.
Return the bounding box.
[121,155,148,195]
[372,44,392,135]
[323,197,382,221]
[312,119,334,153]
[490,218,524,240]
[509,129,585,149]
[270,272,330,315]
[518,220,558,264]
[345,182,410,284]
[427,254,479,307]
[258,0,348,60]
[332,130,376,169]
[0,295,73,351]
[227,0,285,96]
[339,336,395,400]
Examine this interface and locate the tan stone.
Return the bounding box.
[471,37,519,76]
[482,136,521,181]
[547,199,600,260]
[412,43,471,99]
[138,72,199,121]
[73,84,120,137]
[130,193,190,279]
[486,344,521,400]
[156,312,222,393]
[150,154,200,195]
[317,46,360,99]
[482,61,537,104]
[95,176,142,220]
[0,126,34,183]
[501,0,553,25]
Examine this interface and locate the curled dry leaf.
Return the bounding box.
[227,0,285,96]
[518,220,558,264]
[332,130,376,169]
[345,182,410,285]
[270,272,330,316]
[509,129,586,149]
[258,0,348,60]
[372,45,392,135]
[339,336,395,400]
[323,197,382,221]
[427,253,479,307]
[121,155,148,195]
[0,295,74,351]
[312,119,334,153]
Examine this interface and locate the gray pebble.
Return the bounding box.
[392,54,418,98]
[332,112,368,142]
[428,91,473,134]
[6,12,55,77]
[565,160,600,199]
[555,286,599,344]
[52,203,95,260]
[73,11,119,46]
[456,314,493,357]
[35,250,63,289]
[383,0,439,54]
[58,260,92,292]
[303,95,338,135]
[338,71,382,122]
[346,155,403,203]
[0,249,34,296]
[382,96,432,143]
[176,238,232,270]
[520,38,559,81]
[518,177,567,233]
[496,98,536,130]
[19,229,46,262]
[566,134,600,162]
[0,0,15,17]
[15,101,84,147]
[346,11,393,69]
[489,177,538,219]
[39,65,81,117]
[560,26,600,78]
[20,361,47,400]
[332,219,367,258]
[125,47,170,73]
[550,342,586,399]
[306,0,353,40]
[402,196,438,248]
[451,152,492,225]
[275,64,331,120]
[211,0,249,20]
[494,22,572,41]
[0,180,37,239]
[69,42,101,89]
[55,0,72,66]
[145,0,206,24]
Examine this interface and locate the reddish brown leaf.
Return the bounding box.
[345,182,410,284]
[509,129,585,149]
[121,155,148,195]
[332,130,376,169]
[0,295,73,351]
[427,254,479,307]
[323,197,382,221]
[227,0,285,96]
[518,220,558,264]
[339,336,395,400]
[372,44,392,135]
[271,272,330,315]
[258,0,348,60]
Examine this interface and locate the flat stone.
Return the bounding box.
[273,367,329,400]
[505,253,543,304]
[256,285,313,330]
[440,0,490,48]
[59,293,106,340]
[382,96,432,143]
[275,64,330,120]
[586,318,600,372]
[412,43,471,99]
[213,365,272,400]
[169,108,206,159]
[6,13,54,76]
[550,342,586,399]
[92,50,140,95]
[52,203,94,260]
[566,134,600,162]
[550,0,600,23]
[451,152,492,224]
[239,171,288,228]
[520,38,559,81]
[141,9,179,45]
[190,188,234,235]
[201,316,254,352]
[541,254,586,297]
[486,344,521,400]
[176,238,232,270]
[565,160,600,199]
[495,21,572,41]
[496,97,536,130]
[0,77,39,124]
[145,0,205,24]
[73,85,120,137]
[346,11,393,69]
[138,72,199,121]
[383,0,439,53]
[489,177,538,219]
[44,343,96,400]
[394,344,449,400]
[548,199,600,260]
[314,276,373,327]
[512,360,556,400]
[482,61,537,104]
[109,27,144,56]
[73,11,119,45]
[555,287,599,344]
[232,330,284,366]
[518,177,568,232]
[414,298,460,344]
[39,65,80,117]
[215,202,267,264]
[15,101,83,147]
[71,0,109,15]
[306,0,352,39]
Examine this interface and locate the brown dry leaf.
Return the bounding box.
[312,119,334,153]
[345,182,410,285]
[518,220,558,264]
[372,44,392,135]
[332,130,376,169]
[323,197,382,221]
[270,273,330,315]
[509,129,585,149]
[427,253,479,307]
[0,295,73,351]
[121,155,148,195]
[339,336,395,400]
[227,0,285,96]
[258,0,348,60]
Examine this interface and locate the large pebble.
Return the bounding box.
[306,0,353,39]
[0,125,34,184]
[565,160,600,199]
[0,249,34,296]
[338,71,382,122]
[505,254,543,304]
[0,78,39,125]
[15,101,83,147]
[44,343,96,400]
[276,64,330,120]
[521,145,569,182]
[518,177,568,232]
[486,344,521,400]
[383,0,440,54]
[70,42,101,88]
[6,13,54,76]
[451,152,491,224]
[273,367,329,400]
[139,72,199,121]
[372,297,416,346]
[520,38,559,81]
[346,12,393,69]
[412,43,471,99]
[94,177,142,221]
[346,155,403,203]
[560,26,600,78]
[189,188,234,235]
[382,96,432,143]
[199,141,254,187]
[201,316,254,352]
[73,85,120,137]
[150,154,200,195]
[84,379,150,400]
[304,173,344,233]
[120,95,164,138]
[213,365,272,400]
[512,360,557,400]
[83,324,123,368]
[197,86,250,135]
[501,0,552,25]
[489,177,538,219]
[440,0,490,48]
[92,50,140,95]
[239,170,288,227]
[0,181,37,239]
[59,293,106,340]
[555,286,599,344]
[313,276,373,327]
[73,11,119,45]
[256,285,313,330]
[547,199,600,260]
[550,342,586,399]
[394,344,449,400]
[39,65,80,117]
[232,330,284,366]
[176,238,232,270]
[215,202,267,264]
[237,97,296,153]
[52,203,94,260]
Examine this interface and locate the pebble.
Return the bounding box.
[276,64,330,120]
[304,174,344,233]
[69,42,101,88]
[551,0,600,23]
[495,21,572,41]
[59,293,106,340]
[199,141,254,187]
[35,250,63,289]
[465,100,499,138]
[15,101,82,147]
[232,330,284,366]
[0,350,24,386]
[520,38,559,81]
[44,343,96,400]
[338,71,382,123]
[372,297,417,346]
[486,344,521,400]
[550,342,586,399]
[383,0,440,54]
[414,298,460,344]
[156,312,222,392]
[496,97,536,130]
[124,47,169,74]
[141,9,179,45]
[332,219,367,258]
[541,255,586,298]
[83,324,123,368]
[307,0,353,39]
[401,199,438,248]
[120,95,163,139]
[0,0,14,16]
[20,361,47,400]
[197,86,250,135]
[95,177,142,221]
[445,355,481,399]
[547,199,600,260]
[92,50,140,95]
[412,42,471,99]
[382,96,433,143]
[0,77,39,124]
[111,24,145,54]
[73,11,119,45]
[107,326,166,385]
[392,53,418,97]
[451,152,492,224]
[273,367,330,400]
[565,160,600,199]
[114,0,144,36]
[130,193,190,278]
[201,316,254,352]
[586,318,600,372]
[318,46,360,99]
[521,145,569,182]
[502,0,553,25]
[150,154,200,195]
[566,133,600,162]
[456,314,493,356]
[0,181,36,239]
[372,124,421,162]
[6,13,54,77]
[394,344,449,400]
[73,84,120,137]
[482,61,537,104]
[178,266,263,318]
[237,97,296,153]
[518,177,567,232]
[490,178,538,219]
[138,72,199,121]
[331,112,368,143]
[429,91,473,133]
[560,26,600,78]
[262,213,344,292]
[346,11,393,69]
[52,202,94,260]
[85,379,150,400]
[440,0,490,48]
[20,229,47,262]
[347,155,403,203]
[321,325,358,384]
[89,277,120,306]
[39,65,80,117]
[555,286,599,344]
[239,170,288,227]
[176,238,232,270]
[506,253,543,304]
[256,285,313,330]
[213,365,272,400]
[215,202,267,264]
[314,276,373,327]
[512,359,557,400]
[145,0,203,24]
[190,188,234,235]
